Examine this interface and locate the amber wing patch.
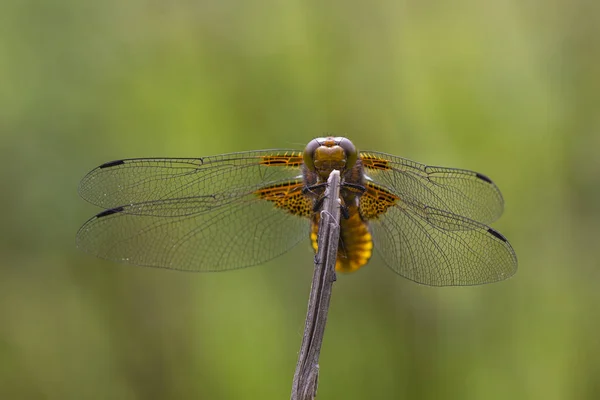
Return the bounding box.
[259,152,304,167]
[360,153,392,170]
[360,182,399,220]
[255,181,313,217]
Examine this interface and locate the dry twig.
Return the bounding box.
[291,170,341,400]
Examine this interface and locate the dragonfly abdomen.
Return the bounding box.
[310,206,373,273]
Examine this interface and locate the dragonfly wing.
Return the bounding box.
[76,192,311,272]
[77,150,313,271]
[360,152,504,225]
[369,203,517,286]
[79,150,304,211]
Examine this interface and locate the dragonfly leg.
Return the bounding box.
[302,182,328,195]
[340,202,350,219]
[341,182,366,193]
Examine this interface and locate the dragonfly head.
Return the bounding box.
[303,136,358,179]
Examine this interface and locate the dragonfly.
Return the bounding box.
[77,136,517,286]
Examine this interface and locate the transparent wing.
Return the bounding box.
[360,151,504,225]
[370,202,517,286]
[77,151,312,271]
[76,195,310,271]
[79,150,303,211]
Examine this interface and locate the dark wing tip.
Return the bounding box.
[487,227,507,242]
[475,172,493,184]
[99,159,126,169]
[96,206,125,218]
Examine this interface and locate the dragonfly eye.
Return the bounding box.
[337,137,357,169]
[303,138,321,172]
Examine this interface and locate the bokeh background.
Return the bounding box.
[1,0,599,399]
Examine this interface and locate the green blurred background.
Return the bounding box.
[1,0,599,399]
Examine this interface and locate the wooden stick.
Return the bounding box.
[291,170,341,400]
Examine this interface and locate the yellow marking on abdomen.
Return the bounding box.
[310,206,373,272]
